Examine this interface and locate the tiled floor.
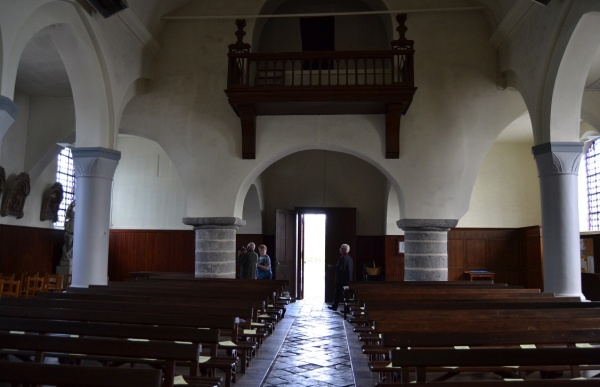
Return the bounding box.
[233,295,380,387]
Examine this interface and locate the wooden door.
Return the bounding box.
[276,209,297,299]
[323,208,356,302]
[278,208,356,302]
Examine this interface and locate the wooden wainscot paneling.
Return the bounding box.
[518,226,543,289]
[356,236,385,281]
[384,235,404,281]
[0,224,63,277]
[447,227,538,287]
[108,230,195,281]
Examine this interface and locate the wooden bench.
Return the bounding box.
[71,284,286,320]
[347,295,581,325]
[370,328,600,378]
[0,331,201,387]
[0,362,163,387]
[3,294,270,358]
[355,302,600,342]
[0,316,231,386]
[0,303,250,377]
[36,290,277,335]
[383,381,600,386]
[362,313,600,383]
[389,347,600,383]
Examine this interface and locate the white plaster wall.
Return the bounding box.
[110,135,186,229]
[120,3,528,225]
[240,184,263,234]
[458,141,541,228]
[24,95,74,172]
[385,185,402,235]
[1,91,28,174]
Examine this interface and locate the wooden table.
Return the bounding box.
[464,270,495,282]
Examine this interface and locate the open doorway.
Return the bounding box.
[303,214,326,302]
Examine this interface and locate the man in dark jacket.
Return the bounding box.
[239,242,258,279]
[328,244,353,312]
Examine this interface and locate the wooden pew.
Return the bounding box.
[69,284,285,320]
[389,347,600,384]
[2,295,269,359]
[107,277,292,309]
[90,281,288,318]
[0,303,250,375]
[35,290,277,334]
[371,329,600,374]
[353,287,546,298]
[0,331,201,387]
[367,306,600,322]
[390,381,600,386]
[352,300,600,339]
[343,287,600,384]
[364,314,600,383]
[0,362,163,387]
[0,316,231,386]
[81,281,287,324]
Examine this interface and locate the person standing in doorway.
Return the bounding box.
[327,244,353,312]
[239,242,258,279]
[256,244,273,280]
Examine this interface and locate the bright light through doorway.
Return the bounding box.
[303,214,326,302]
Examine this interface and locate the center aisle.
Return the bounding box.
[234,263,379,387]
[261,299,354,387]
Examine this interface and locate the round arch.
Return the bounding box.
[233,143,403,226]
[545,12,600,143]
[4,1,113,149]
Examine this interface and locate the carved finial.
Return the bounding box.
[235,19,247,45]
[391,13,414,50]
[229,19,251,52]
[396,14,407,41]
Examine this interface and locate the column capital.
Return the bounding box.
[397,218,458,231]
[183,216,246,229]
[71,147,121,179]
[532,142,584,176]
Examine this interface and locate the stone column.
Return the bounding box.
[397,219,458,281]
[533,142,584,298]
[183,217,246,278]
[70,147,121,287]
[0,96,18,144]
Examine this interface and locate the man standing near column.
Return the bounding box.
[239,242,258,279]
[328,244,353,312]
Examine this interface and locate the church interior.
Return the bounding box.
[2,0,600,385]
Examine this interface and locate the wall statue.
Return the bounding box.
[60,200,75,264]
[0,172,30,219]
[40,182,63,222]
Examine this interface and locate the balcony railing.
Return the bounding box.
[228,49,414,89]
[224,14,416,159]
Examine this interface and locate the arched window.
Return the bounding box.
[55,147,75,228]
[585,140,600,230]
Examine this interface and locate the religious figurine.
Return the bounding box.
[40,182,63,222]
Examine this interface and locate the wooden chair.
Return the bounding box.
[1,279,21,297]
[24,274,45,298]
[44,273,64,292]
[19,272,38,296]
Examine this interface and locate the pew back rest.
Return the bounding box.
[0,362,162,387]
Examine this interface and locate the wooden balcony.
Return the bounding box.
[224,15,417,159]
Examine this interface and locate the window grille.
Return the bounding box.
[55,147,75,228]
